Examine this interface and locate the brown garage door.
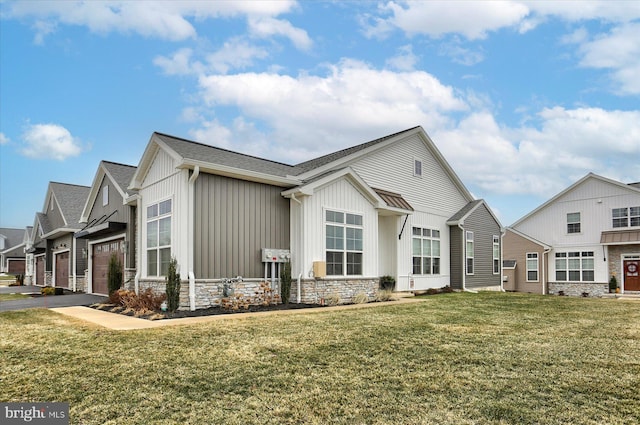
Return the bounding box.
[92,239,124,295]
[36,256,45,286]
[8,259,25,274]
[55,252,69,288]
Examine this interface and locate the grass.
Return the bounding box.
[0,293,29,301]
[1,292,639,424]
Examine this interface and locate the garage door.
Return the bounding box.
[8,259,25,274]
[36,256,45,286]
[92,239,124,295]
[55,252,69,288]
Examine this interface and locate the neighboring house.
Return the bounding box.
[129,126,502,310]
[25,182,91,290]
[503,173,640,296]
[75,161,138,295]
[0,228,27,274]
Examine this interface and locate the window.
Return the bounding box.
[466,231,474,275]
[613,207,640,228]
[414,159,422,177]
[555,251,594,282]
[147,199,172,276]
[493,235,500,274]
[326,210,363,276]
[412,227,441,275]
[102,186,109,206]
[526,253,539,282]
[567,212,581,234]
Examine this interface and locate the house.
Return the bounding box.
[25,182,91,290]
[503,173,640,296]
[0,227,27,275]
[129,126,503,310]
[75,161,138,295]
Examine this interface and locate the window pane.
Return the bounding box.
[612,208,627,219]
[556,271,566,281]
[412,227,421,236]
[422,228,431,237]
[569,270,580,281]
[147,221,158,248]
[432,230,440,238]
[346,213,362,226]
[326,210,344,223]
[346,252,362,275]
[568,223,581,233]
[432,258,440,274]
[326,225,343,250]
[568,258,580,269]
[159,199,172,215]
[147,204,158,219]
[414,159,422,176]
[528,271,538,281]
[582,271,594,281]
[412,257,422,274]
[432,240,440,257]
[147,250,158,276]
[555,259,566,270]
[467,258,474,274]
[631,217,640,227]
[159,248,171,276]
[422,257,431,275]
[466,241,474,257]
[346,228,362,251]
[412,238,421,256]
[423,239,431,256]
[567,212,580,223]
[326,251,343,275]
[582,258,594,270]
[159,217,171,246]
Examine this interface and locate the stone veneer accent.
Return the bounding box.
[606,244,640,290]
[136,277,380,310]
[45,271,52,287]
[548,282,608,297]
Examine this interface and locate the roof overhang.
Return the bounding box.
[177,160,301,188]
[600,229,640,245]
[41,228,80,240]
[75,221,127,239]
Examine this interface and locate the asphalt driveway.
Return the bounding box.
[0,285,107,312]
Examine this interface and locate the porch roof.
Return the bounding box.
[600,229,640,245]
[372,188,414,212]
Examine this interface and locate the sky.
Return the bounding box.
[1,0,639,230]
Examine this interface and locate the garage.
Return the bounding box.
[35,255,45,285]
[7,259,25,274]
[91,239,124,295]
[55,251,69,288]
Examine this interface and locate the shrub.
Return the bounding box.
[114,288,166,312]
[16,274,24,285]
[107,253,123,296]
[379,275,396,291]
[353,292,368,304]
[375,289,396,302]
[165,257,180,312]
[280,261,292,304]
[609,275,618,293]
[41,286,55,296]
[326,292,340,306]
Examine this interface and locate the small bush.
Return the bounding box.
[41,286,55,296]
[609,275,618,293]
[375,289,396,302]
[113,288,166,313]
[379,275,396,291]
[165,257,180,312]
[353,292,368,304]
[426,288,439,295]
[326,292,340,306]
[280,261,292,304]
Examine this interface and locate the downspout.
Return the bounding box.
[291,193,303,303]
[188,165,200,311]
[500,228,506,292]
[542,248,551,295]
[135,195,141,295]
[72,237,77,292]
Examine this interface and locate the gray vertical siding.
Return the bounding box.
[449,226,463,290]
[194,173,290,279]
[464,203,501,288]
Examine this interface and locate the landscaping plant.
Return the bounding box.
[280,261,292,304]
[107,253,123,298]
[165,257,180,312]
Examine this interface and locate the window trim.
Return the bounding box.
[102,185,109,207]
[466,231,474,275]
[555,251,594,282]
[324,208,363,277]
[613,206,640,228]
[411,226,441,276]
[567,212,581,234]
[526,252,539,282]
[146,198,172,277]
[492,235,500,275]
[413,158,423,177]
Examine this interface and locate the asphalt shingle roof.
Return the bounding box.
[0,228,25,248]
[448,199,483,223]
[102,161,137,195]
[50,182,91,228]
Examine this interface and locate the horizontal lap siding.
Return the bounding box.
[464,204,501,288]
[194,174,290,279]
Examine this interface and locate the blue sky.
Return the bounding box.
[1,1,639,230]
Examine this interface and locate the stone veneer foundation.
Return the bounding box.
[548,282,608,297]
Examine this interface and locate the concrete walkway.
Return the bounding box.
[0,285,107,312]
[51,297,427,331]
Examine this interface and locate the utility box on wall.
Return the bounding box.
[313,261,326,278]
[261,249,290,263]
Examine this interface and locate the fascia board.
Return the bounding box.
[178,159,301,187]
[128,134,181,190]
[80,166,106,223]
[505,227,551,249]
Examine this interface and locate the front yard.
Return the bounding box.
[1,292,639,424]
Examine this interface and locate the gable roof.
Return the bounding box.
[0,228,25,250]
[447,199,502,229]
[81,161,137,222]
[504,227,551,249]
[42,182,91,234]
[511,173,640,228]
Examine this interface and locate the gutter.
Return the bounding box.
[188,166,200,311]
[291,193,304,303]
[542,247,551,295]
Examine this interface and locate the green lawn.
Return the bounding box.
[0,293,29,301]
[1,292,639,424]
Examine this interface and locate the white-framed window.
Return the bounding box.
[414,159,422,177]
[412,227,441,275]
[466,231,474,275]
[147,199,172,276]
[325,210,363,276]
[555,251,594,282]
[102,185,109,206]
[526,252,539,282]
[567,212,581,234]
[613,207,640,228]
[493,235,500,274]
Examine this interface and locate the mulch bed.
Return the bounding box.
[90,302,329,320]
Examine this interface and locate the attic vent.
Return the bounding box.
[414,159,422,177]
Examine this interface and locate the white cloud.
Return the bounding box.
[20,123,85,160]
[153,48,203,76]
[5,0,301,43]
[0,133,9,145]
[248,16,312,51]
[386,44,419,71]
[206,38,270,74]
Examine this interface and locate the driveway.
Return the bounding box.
[0,286,107,312]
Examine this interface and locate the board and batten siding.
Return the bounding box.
[193,173,290,279]
[297,178,378,278]
[46,197,67,231]
[463,203,501,288]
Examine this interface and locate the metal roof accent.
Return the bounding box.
[372,188,414,212]
[600,230,640,245]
